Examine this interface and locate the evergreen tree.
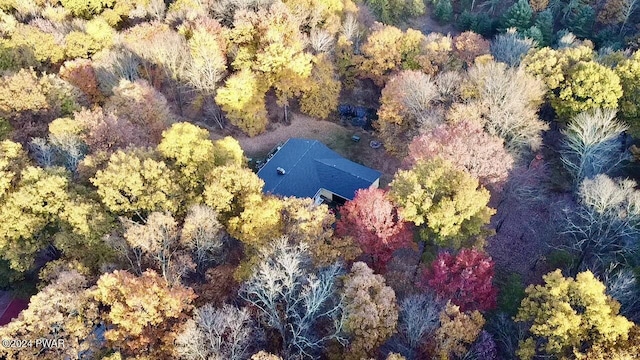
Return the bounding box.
[501,0,533,31]
[434,0,453,23]
[534,9,554,46]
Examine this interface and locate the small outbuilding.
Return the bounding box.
[257,138,382,205]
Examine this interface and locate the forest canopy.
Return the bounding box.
[0,0,639,359]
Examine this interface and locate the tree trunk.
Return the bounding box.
[284,103,289,125]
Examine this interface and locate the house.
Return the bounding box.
[257,138,382,205]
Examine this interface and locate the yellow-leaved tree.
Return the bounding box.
[92,269,196,359]
[212,136,245,167]
[356,26,429,86]
[90,149,183,215]
[220,2,314,129]
[215,69,269,136]
[342,262,398,359]
[157,122,215,203]
[0,139,113,272]
[203,165,264,223]
[615,50,640,136]
[300,53,341,119]
[435,301,485,359]
[0,270,99,360]
[522,45,622,120]
[0,165,70,272]
[515,269,634,359]
[227,195,360,280]
[389,158,494,248]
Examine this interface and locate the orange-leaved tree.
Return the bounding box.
[92,269,196,359]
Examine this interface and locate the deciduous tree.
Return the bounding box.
[462,60,548,158]
[452,31,490,66]
[212,136,245,167]
[0,165,71,271]
[250,351,282,360]
[598,0,627,24]
[397,293,442,353]
[582,325,640,359]
[215,69,268,136]
[203,165,264,222]
[0,271,99,360]
[336,188,413,270]
[554,61,622,119]
[59,59,104,104]
[184,18,227,98]
[356,26,427,86]
[376,70,439,155]
[1,24,65,67]
[407,120,514,187]
[240,238,346,359]
[230,195,360,279]
[90,149,183,215]
[615,50,640,136]
[157,122,215,202]
[64,18,115,59]
[300,53,341,119]
[175,304,258,360]
[422,249,498,312]
[93,269,196,359]
[225,3,313,123]
[122,211,194,283]
[0,68,50,117]
[0,142,112,273]
[515,269,633,359]
[103,79,174,145]
[60,0,114,18]
[76,107,150,154]
[389,159,494,248]
[522,46,622,120]
[522,45,594,91]
[561,175,640,272]
[343,262,398,359]
[560,109,627,184]
[490,29,535,67]
[181,204,225,272]
[226,195,283,254]
[435,301,485,359]
[529,0,549,11]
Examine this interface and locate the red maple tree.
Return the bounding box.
[336,188,414,271]
[422,249,498,312]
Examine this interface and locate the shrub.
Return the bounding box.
[495,272,525,316]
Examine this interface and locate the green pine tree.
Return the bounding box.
[434,0,453,23]
[501,0,533,31]
[534,9,554,46]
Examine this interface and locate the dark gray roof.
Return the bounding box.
[257,138,382,200]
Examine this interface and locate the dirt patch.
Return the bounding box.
[226,113,350,157]
[321,128,402,188]
[404,14,459,36]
